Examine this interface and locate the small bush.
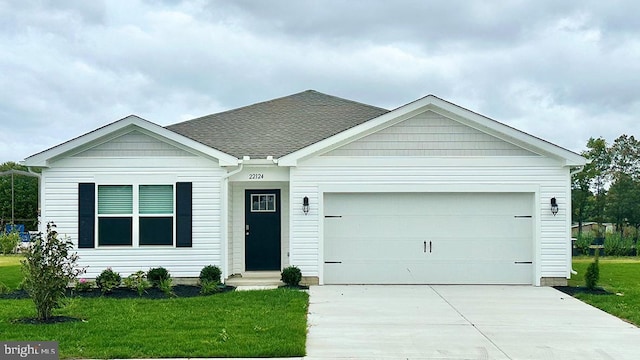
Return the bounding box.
[147,267,171,287]
[281,266,302,286]
[123,271,150,296]
[158,278,175,297]
[96,268,122,294]
[199,265,221,284]
[0,231,20,254]
[603,233,635,256]
[0,282,11,295]
[574,232,595,255]
[200,280,220,295]
[74,278,93,292]
[585,257,600,290]
[21,222,85,320]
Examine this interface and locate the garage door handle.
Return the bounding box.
[424,241,426,253]
[423,241,432,253]
[430,241,432,253]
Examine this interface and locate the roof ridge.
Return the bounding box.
[166,90,388,127]
[304,89,389,112]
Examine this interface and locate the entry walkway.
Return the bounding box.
[306,285,640,359]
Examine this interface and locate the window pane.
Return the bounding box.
[98,185,132,214]
[140,185,174,214]
[140,217,173,245]
[98,217,132,246]
[267,195,275,211]
[250,194,276,212]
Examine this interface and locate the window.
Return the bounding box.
[139,185,173,245]
[96,184,174,246]
[251,194,276,212]
[98,185,133,246]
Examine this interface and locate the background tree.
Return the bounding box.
[605,173,636,239]
[571,162,595,239]
[0,161,39,230]
[607,135,640,241]
[582,138,611,238]
[609,135,640,180]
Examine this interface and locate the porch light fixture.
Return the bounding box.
[550,197,559,216]
[303,196,310,215]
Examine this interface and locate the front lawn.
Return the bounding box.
[0,256,309,358]
[568,257,640,326]
[0,254,23,289]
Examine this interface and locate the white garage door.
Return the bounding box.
[323,192,533,284]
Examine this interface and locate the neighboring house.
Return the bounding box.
[571,222,614,237]
[23,90,586,286]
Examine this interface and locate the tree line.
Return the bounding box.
[572,135,640,240]
[0,161,39,231]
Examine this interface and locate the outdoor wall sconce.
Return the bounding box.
[550,197,559,216]
[303,196,310,215]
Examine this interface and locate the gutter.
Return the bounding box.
[570,166,584,176]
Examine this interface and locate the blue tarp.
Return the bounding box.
[5,224,31,242]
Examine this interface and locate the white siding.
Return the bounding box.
[41,154,224,279]
[73,130,194,157]
[289,156,571,285]
[324,111,539,157]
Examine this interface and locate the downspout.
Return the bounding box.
[220,162,244,283]
[569,166,584,275]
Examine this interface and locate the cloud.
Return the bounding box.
[1,0,639,163]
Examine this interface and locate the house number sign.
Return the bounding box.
[248,173,264,180]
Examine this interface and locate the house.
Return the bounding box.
[23,90,586,286]
[571,222,614,237]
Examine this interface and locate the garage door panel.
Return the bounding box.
[325,237,425,261]
[323,192,534,284]
[324,260,532,284]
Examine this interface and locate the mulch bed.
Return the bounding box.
[279,284,309,290]
[0,284,235,300]
[554,286,612,296]
[11,316,84,325]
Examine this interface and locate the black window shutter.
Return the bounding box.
[176,182,192,247]
[78,183,95,248]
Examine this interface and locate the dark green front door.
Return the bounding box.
[245,189,281,271]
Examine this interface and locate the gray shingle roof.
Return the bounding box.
[165,90,389,158]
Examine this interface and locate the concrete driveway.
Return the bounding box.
[306,285,640,360]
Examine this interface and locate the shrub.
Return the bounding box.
[0,231,20,254]
[158,277,175,298]
[0,282,10,295]
[96,268,122,294]
[574,231,595,255]
[147,267,171,287]
[603,233,635,256]
[123,271,150,296]
[74,278,93,292]
[200,280,220,295]
[21,222,85,320]
[585,257,600,290]
[281,266,302,286]
[199,265,221,284]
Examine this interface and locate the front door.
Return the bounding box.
[245,189,281,271]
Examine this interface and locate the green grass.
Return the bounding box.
[0,257,309,358]
[569,256,640,326]
[0,254,23,289]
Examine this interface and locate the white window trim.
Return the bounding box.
[96,183,176,248]
[250,193,277,212]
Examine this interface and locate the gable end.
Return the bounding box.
[72,130,195,158]
[323,110,540,157]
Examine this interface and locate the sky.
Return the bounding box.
[1,0,639,163]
